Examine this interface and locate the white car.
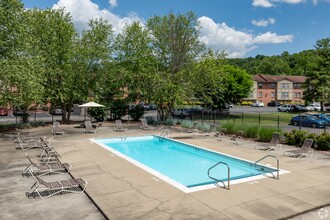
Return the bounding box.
[251,101,264,107]
[277,104,292,112]
[306,104,321,111]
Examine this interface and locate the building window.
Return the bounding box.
[285,83,289,89]
[281,83,285,89]
[258,83,262,89]
[294,92,297,98]
[298,92,301,98]
[286,92,289,98]
[258,92,262,98]
[281,92,285,98]
[271,92,274,98]
[271,83,274,89]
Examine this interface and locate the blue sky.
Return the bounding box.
[22,0,330,58]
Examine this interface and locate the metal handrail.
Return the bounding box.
[159,129,171,138]
[207,161,230,190]
[254,155,280,180]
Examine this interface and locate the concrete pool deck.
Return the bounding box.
[1,122,330,219]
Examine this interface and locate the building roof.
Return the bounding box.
[253,74,306,83]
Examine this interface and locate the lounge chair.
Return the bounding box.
[284,138,314,158]
[114,120,126,132]
[22,153,71,177]
[84,121,96,133]
[51,122,65,135]
[200,123,216,136]
[38,141,62,164]
[28,175,87,199]
[255,132,282,151]
[215,128,227,141]
[230,130,244,145]
[16,137,45,150]
[140,119,152,130]
[14,132,40,143]
[182,121,199,133]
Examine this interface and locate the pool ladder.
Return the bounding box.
[207,162,230,190]
[159,129,171,138]
[253,155,280,180]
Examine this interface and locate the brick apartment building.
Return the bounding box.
[245,74,307,106]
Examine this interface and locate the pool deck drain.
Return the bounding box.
[1,123,330,220]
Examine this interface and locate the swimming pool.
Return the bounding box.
[93,136,285,192]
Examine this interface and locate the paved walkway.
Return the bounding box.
[1,122,330,219]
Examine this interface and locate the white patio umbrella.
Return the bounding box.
[79,101,105,121]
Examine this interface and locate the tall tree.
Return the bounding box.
[146,11,205,120]
[113,21,155,103]
[0,0,44,122]
[303,38,330,109]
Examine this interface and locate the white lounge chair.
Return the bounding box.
[114,120,126,132]
[255,132,282,151]
[284,138,314,158]
[84,121,96,133]
[22,153,71,177]
[52,122,65,135]
[230,130,244,145]
[140,119,151,130]
[28,175,87,199]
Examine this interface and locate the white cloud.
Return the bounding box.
[109,0,117,7]
[52,0,142,34]
[252,18,276,27]
[252,0,274,7]
[198,16,293,58]
[253,32,293,43]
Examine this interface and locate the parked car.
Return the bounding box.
[290,115,327,128]
[306,103,321,111]
[251,101,264,107]
[267,101,281,107]
[310,114,330,125]
[277,104,292,112]
[172,108,190,118]
[0,107,8,116]
[290,105,308,112]
[50,107,62,115]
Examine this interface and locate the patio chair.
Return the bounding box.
[284,138,314,158]
[182,121,199,133]
[14,132,40,143]
[22,153,71,177]
[51,122,65,135]
[38,141,62,164]
[84,121,96,133]
[200,123,216,136]
[255,132,282,151]
[230,130,244,145]
[16,136,45,150]
[114,120,126,132]
[215,128,227,141]
[140,118,152,130]
[28,175,88,199]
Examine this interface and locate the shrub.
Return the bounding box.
[88,107,107,122]
[315,133,330,151]
[145,116,156,125]
[110,100,128,120]
[181,120,194,129]
[257,127,281,142]
[283,129,308,146]
[128,105,144,121]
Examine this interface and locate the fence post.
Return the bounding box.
[259,114,261,125]
[299,114,302,130]
[202,110,204,124]
[277,116,280,129]
[213,111,215,124]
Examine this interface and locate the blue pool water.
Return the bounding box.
[95,136,276,189]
